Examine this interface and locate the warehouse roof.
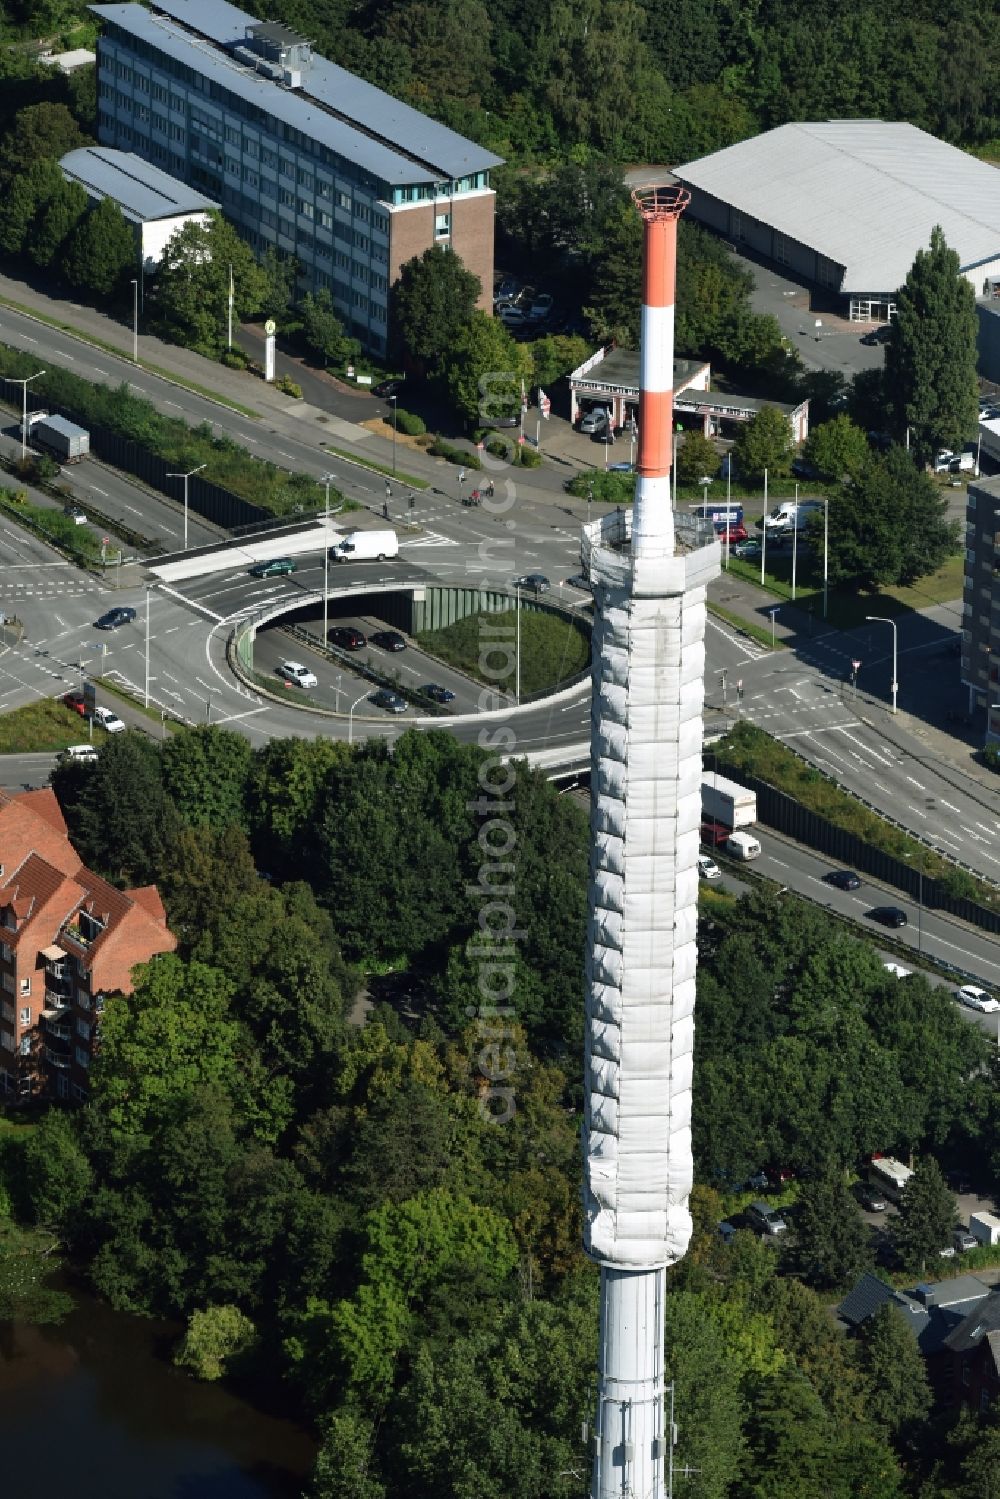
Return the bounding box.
[60,146,218,222]
[90,2,502,187]
[675,121,1000,293]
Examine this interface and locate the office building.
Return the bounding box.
[0,787,176,1104]
[90,0,502,353]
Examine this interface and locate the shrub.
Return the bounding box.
[519,445,542,468]
[427,438,480,469]
[393,407,426,436]
[219,348,249,370]
[983,742,1000,774]
[275,375,303,398]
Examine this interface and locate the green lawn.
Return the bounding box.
[417,607,590,696]
[0,699,108,753]
[722,548,963,629]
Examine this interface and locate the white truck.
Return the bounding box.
[725,830,761,861]
[869,1155,913,1203]
[25,412,90,462]
[328,528,399,563]
[968,1210,1000,1247]
[702,775,757,830]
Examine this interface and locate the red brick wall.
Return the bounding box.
[387,192,495,309]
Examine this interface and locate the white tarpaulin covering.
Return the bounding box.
[582,536,718,1269]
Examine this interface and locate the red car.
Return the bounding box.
[716,524,748,545]
[62,690,86,716]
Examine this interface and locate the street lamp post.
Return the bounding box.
[823,495,829,619]
[769,606,779,649]
[587,485,594,530]
[348,689,369,746]
[318,472,336,644]
[388,394,397,475]
[8,371,47,462]
[144,583,152,707]
[166,463,207,552]
[515,584,521,705]
[130,278,139,364]
[864,614,898,714]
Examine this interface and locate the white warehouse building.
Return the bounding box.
[60,144,218,270]
[674,121,1000,324]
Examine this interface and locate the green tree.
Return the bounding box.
[855,1303,932,1439]
[529,332,590,389]
[247,735,347,879]
[885,225,979,461]
[792,1165,873,1290]
[299,288,359,367]
[825,447,958,591]
[309,1408,387,1499]
[61,196,135,295]
[21,1110,93,1230]
[174,1303,257,1380]
[444,310,532,428]
[153,216,267,354]
[28,176,87,268]
[160,725,252,830]
[894,1155,958,1272]
[733,405,794,480]
[52,730,179,886]
[0,159,64,256]
[584,200,642,345]
[676,431,721,484]
[390,246,481,379]
[803,414,869,481]
[0,102,87,181]
[159,823,260,945]
[91,954,241,1139]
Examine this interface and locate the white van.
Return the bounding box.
[329,528,399,563]
[763,500,822,531]
[725,831,761,861]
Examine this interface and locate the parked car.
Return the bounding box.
[483,411,520,429]
[371,629,406,652]
[579,409,610,434]
[608,461,635,473]
[718,1221,738,1245]
[370,688,407,714]
[513,573,550,593]
[733,538,763,559]
[528,292,554,321]
[698,854,722,880]
[91,705,125,733]
[716,524,749,545]
[372,378,405,398]
[62,690,86,716]
[746,1201,788,1237]
[953,1229,978,1253]
[94,606,136,630]
[498,305,528,327]
[955,984,1000,1013]
[854,1183,887,1212]
[61,743,98,763]
[328,626,367,650]
[421,684,456,704]
[276,660,318,689]
[867,905,908,928]
[825,869,862,890]
[249,557,296,579]
[64,503,88,525]
[883,962,912,979]
[790,458,819,479]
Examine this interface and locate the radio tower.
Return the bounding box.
[582,184,720,1499]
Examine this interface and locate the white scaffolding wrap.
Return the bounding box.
[582,536,719,1270]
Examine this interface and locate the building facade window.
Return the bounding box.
[18,1007,30,1025]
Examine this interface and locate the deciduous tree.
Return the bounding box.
[61,196,135,296]
[894,1155,958,1272]
[390,246,481,379]
[792,1165,873,1290]
[733,405,794,480]
[28,176,87,268]
[444,310,532,429]
[855,1302,932,1439]
[803,414,869,481]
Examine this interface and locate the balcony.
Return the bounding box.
[44,1021,72,1044]
[44,1049,69,1070]
[43,990,71,1014]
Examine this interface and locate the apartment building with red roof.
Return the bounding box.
[0,787,176,1103]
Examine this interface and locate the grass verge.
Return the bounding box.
[708,601,785,650]
[321,442,429,489]
[0,699,109,753]
[417,607,590,696]
[716,721,997,904]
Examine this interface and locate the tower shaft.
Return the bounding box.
[583,185,718,1499]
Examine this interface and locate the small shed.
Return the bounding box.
[59,146,219,271]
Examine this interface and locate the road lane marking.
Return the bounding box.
[156,583,223,621]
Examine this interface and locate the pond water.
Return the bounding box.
[0,1290,315,1499]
